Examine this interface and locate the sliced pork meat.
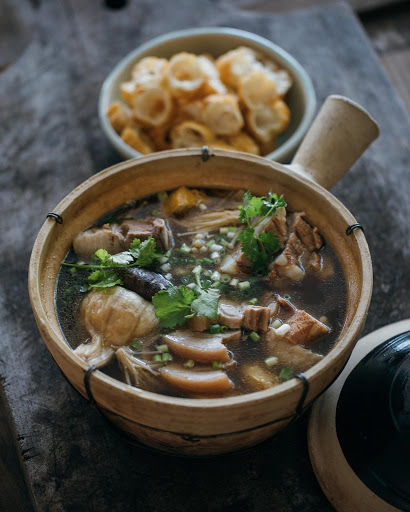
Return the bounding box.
[284,310,329,345]
[73,223,124,261]
[153,217,174,250]
[186,315,211,332]
[262,206,288,245]
[217,299,246,329]
[236,251,252,273]
[241,363,280,390]
[265,329,323,371]
[74,286,159,367]
[242,306,271,332]
[162,329,238,363]
[308,252,322,272]
[159,365,233,394]
[121,267,172,300]
[269,232,305,282]
[293,213,322,252]
[121,219,156,248]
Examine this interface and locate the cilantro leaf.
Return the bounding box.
[238,191,286,275]
[259,232,280,254]
[81,270,123,291]
[135,237,158,267]
[94,249,110,265]
[152,286,195,328]
[108,251,134,266]
[191,291,219,320]
[238,228,259,261]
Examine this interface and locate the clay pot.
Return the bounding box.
[29,95,378,456]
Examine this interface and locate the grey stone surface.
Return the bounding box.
[0,1,409,510]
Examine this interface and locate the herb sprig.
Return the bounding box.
[152,265,219,328]
[63,236,161,291]
[238,191,286,275]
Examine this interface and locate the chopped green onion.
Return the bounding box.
[162,352,173,362]
[185,313,195,319]
[220,239,229,247]
[202,269,212,277]
[195,258,202,264]
[184,359,195,368]
[156,344,169,353]
[279,367,293,381]
[153,354,162,362]
[181,276,190,284]
[249,331,260,342]
[283,294,291,300]
[202,257,214,265]
[265,356,279,367]
[228,227,238,233]
[206,240,216,247]
[238,281,250,290]
[192,265,202,274]
[230,278,239,287]
[249,298,258,305]
[220,325,228,332]
[212,361,223,370]
[130,340,142,350]
[220,274,231,283]
[151,209,161,217]
[211,281,221,289]
[209,324,222,334]
[180,243,191,254]
[219,227,229,234]
[157,191,168,202]
[70,267,77,275]
[271,319,282,329]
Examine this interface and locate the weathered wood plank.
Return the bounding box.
[0,1,409,511]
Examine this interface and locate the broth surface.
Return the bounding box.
[56,187,346,398]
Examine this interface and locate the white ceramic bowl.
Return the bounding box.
[99,27,316,163]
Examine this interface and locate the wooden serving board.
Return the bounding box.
[0,1,409,510]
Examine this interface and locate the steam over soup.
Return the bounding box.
[56,187,346,398]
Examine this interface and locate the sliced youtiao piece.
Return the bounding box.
[120,125,155,155]
[107,101,131,134]
[170,120,214,149]
[163,186,207,217]
[265,328,323,372]
[121,267,172,300]
[202,94,244,136]
[159,365,233,394]
[241,363,280,391]
[73,223,125,261]
[216,47,257,90]
[116,347,164,392]
[217,299,246,329]
[242,306,271,332]
[162,329,238,363]
[75,287,159,367]
[284,310,329,345]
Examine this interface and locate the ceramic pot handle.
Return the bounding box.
[289,95,379,190]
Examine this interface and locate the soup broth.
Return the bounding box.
[56,187,346,398]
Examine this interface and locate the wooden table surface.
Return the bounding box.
[0,1,409,511]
